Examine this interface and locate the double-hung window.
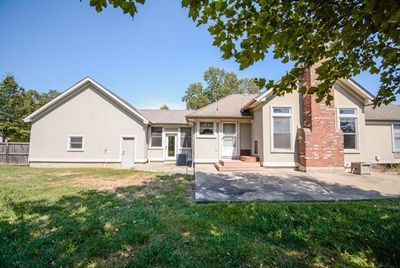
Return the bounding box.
[150,127,162,147]
[68,136,83,151]
[181,127,192,148]
[338,108,358,150]
[393,124,400,152]
[199,122,214,135]
[272,107,292,151]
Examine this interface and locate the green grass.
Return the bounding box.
[0,166,399,267]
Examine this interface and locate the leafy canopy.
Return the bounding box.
[0,76,60,142]
[88,0,400,105]
[182,67,261,109]
[160,104,170,110]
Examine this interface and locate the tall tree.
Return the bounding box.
[0,76,60,142]
[160,104,170,110]
[0,76,29,142]
[89,0,400,105]
[182,67,260,109]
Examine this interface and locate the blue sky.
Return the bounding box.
[0,0,382,109]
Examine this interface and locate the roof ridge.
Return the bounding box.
[187,94,246,117]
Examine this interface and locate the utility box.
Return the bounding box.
[351,162,371,175]
[176,154,187,166]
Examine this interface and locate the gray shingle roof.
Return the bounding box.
[186,94,257,119]
[138,109,193,125]
[365,104,400,121]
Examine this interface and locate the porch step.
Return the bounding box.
[219,160,260,167]
[215,160,265,172]
[214,162,265,172]
[239,156,260,162]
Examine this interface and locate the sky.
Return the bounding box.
[0,0,383,109]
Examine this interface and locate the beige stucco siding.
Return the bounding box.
[251,109,263,161]
[364,122,399,163]
[147,148,164,161]
[259,92,302,167]
[193,121,220,162]
[29,86,147,165]
[240,123,251,150]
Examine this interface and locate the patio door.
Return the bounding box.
[221,123,237,158]
[166,134,177,160]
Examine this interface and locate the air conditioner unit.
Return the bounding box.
[351,162,371,175]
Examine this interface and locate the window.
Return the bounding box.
[338,108,358,150]
[394,124,400,152]
[69,136,83,151]
[181,127,192,148]
[272,107,292,150]
[199,122,214,135]
[150,127,162,147]
[254,140,259,155]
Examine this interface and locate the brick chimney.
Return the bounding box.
[297,62,344,171]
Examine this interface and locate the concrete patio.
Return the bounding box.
[194,164,400,202]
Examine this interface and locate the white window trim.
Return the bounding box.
[271,106,294,153]
[392,123,400,153]
[180,127,192,149]
[149,127,163,149]
[197,121,216,138]
[67,135,84,152]
[337,107,360,153]
[253,139,259,155]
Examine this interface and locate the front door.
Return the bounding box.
[121,137,135,167]
[166,134,177,160]
[221,122,237,158]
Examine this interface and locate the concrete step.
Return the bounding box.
[219,160,260,167]
[239,156,260,162]
[214,162,266,172]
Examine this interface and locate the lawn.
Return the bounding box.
[0,166,399,267]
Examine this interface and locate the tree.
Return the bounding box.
[0,76,60,142]
[182,67,261,109]
[89,0,400,105]
[0,76,29,142]
[160,104,170,110]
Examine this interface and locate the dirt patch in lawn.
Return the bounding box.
[61,175,155,191]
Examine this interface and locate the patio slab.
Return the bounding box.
[194,164,400,202]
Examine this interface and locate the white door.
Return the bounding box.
[221,123,237,158]
[166,134,177,160]
[121,137,135,167]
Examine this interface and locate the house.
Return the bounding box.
[24,68,400,170]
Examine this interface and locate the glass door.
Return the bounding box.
[166,135,177,160]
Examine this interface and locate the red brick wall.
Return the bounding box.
[298,63,344,170]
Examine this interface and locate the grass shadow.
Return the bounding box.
[0,170,399,267]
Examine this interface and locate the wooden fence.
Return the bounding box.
[0,142,29,165]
